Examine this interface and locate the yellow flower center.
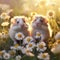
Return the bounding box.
[39,44,44,48]
[0,51,3,56]
[36,33,41,36]
[42,54,47,58]
[29,44,33,47]
[27,38,31,42]
[26,50,30,53]
[2,13,6,17]
[17,34,22,38]
[14,44,19,48]
[5,16,10,20]
[49,12,53,16]
[9,51,15,56]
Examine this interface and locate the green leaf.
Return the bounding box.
[21,55,36,60]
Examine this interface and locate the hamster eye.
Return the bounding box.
[40,20,43,22]
[40,17,44,22]
[17,21,19,24]
[23,20,25,23]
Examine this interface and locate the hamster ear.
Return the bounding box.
[22,17,28,23]
[42,18,48,26]
[44,19,48,24]
[22,18,25,23]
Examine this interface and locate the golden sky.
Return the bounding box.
[0,0,60,16]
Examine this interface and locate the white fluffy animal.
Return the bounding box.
[9,16,29,44]
[32,15,52,41]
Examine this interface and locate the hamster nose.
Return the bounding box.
[17,21,19,24]
[36,22,41,26]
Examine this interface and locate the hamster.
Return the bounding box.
[9,16,29,44]
[32,15,52,42]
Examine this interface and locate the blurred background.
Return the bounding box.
[0,0,60,16]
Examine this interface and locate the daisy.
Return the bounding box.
[9,50,16,57]
[35,32,41,39]
[23,36,34,44]
[20,47,34,56]
[1,22,9,27]
[1,32,8,38]
[3,53,10,60]
[51,40,60,54]
[47,10,55,19]
[37,53,50,60]
[20,47,26,54]
[10,44,19,50]
[0,51,3,59]
[54,32,60,40]
[10,46,17,50]
[15,32,25,40]
[37,41,47,52]
[0,50,6,59]
[17,46,22,50]
[16,55,21,60]
[1,31,9,39]
[25,49,34,56]
[2,50,6,53]
[26,42,36,51]
[4,15,10,21]
[0,12,7,19]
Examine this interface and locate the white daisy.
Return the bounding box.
[17,46,22,50]
[3,53,10,60]
[20,47,34,56]
[47,10,55,19]
[37,41,47,52]
[18,47,34,56]
[37,53,50,60]
[1,32,8,38]
[15,32,25,40]
[9,50,16,57]
[20,47,26,54]
[1,22,9,27]
[1,32,6,38]
[26,42,36,51]
[0,50,6,59]
[2,50,6,53]
[25,50,34,57]
[16,55,21,60]
[54,32,60,40]
[23,36,34,44]
[4,15,10,21]
[0,12,7,19]
[10,46,17,50]
[0,51,3,59]
[10,44,19,50]
[51,40,60,54]
[35,32,41,39]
